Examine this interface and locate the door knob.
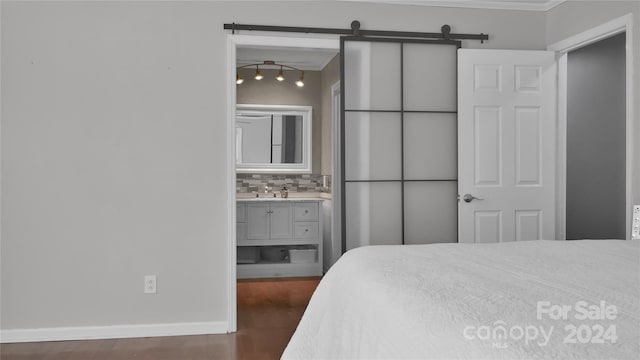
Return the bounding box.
[463,194,483,203]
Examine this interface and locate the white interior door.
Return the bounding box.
[458,49,556,243]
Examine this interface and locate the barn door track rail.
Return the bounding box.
[224,21,489,43]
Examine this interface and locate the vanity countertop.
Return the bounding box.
[237,197,322,202]
[236,192,331,202]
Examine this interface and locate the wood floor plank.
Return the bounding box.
[1,278,319,360]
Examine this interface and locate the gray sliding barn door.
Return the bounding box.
[340,37,459,252]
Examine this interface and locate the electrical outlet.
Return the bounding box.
[632,205,640,240]
[144,275,157,294]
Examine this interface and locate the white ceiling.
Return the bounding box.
[341,0,567,11]
[236,47,339,72]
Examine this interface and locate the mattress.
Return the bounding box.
[282,240,640,359]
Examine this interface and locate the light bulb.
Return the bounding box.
[236,74,244,85]
[276,67,285,82]
[254,67,263,80]
[295,72,304,87]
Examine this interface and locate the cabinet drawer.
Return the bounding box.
[294,222,319,239]
[294,203,319,221]
[236,222,246,240]
[236,204,246,222]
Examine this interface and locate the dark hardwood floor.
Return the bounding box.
[1,278,320,360]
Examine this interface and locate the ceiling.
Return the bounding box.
[340,0,567,11]
[236,47,339,72]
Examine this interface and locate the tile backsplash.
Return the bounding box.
[236,174,331,194]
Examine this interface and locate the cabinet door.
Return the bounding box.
[270,203,293,239]
[236,203,246,222]
[246,203,270,240]
[237,223,247,241]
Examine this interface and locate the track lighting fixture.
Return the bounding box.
[236,60,304,88]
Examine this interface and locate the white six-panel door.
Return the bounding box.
[458,49,556,243]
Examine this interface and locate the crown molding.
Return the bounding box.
[341,0,567,12]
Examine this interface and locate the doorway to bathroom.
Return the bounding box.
[226,35,340,332]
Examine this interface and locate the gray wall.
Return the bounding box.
[1,1,546,331]
[236,68,322,174]
[566,33,626,239]
[546,0,640,211]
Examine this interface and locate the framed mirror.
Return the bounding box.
[235,104,312,173]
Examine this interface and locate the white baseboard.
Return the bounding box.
[0,321,229,343]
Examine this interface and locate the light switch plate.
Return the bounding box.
[632,205,640,240]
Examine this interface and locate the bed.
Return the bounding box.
[282,240,640,359]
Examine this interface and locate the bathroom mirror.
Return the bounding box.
[235,104,312,173]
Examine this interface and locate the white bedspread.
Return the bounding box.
[282,240,640,359]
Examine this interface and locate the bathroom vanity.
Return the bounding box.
[236,198,323,279]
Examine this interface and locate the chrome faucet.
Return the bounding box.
[263,185,276,198]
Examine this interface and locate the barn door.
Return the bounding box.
[458,49,556,243]
[341,37,460,252]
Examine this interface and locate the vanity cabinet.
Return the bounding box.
[246,203,293,240]
[236,200,323,279]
